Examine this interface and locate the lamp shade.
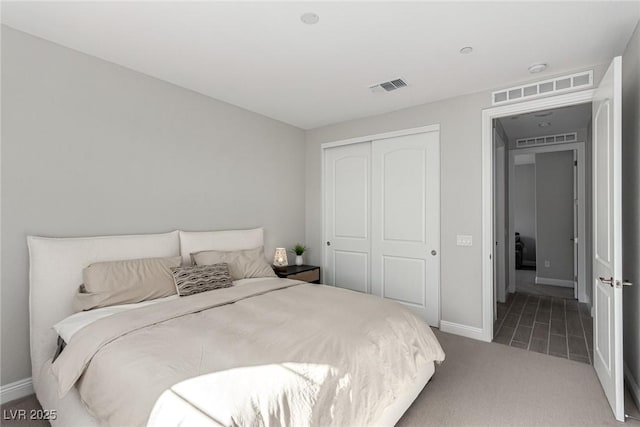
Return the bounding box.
[273,248,288,267]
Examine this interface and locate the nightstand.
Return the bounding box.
[273,265,321,284]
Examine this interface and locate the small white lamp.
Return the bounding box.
[273,248,288,268]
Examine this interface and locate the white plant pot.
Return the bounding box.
[295,255,303,266]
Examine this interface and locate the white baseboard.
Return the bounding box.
[0,377,33,404]
[625,363,640,411]
[440,321,489,342]
[578,291,590,306]
[535,276,575,288]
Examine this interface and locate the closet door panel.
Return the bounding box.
[324,142,371,292]
[371,131,440,326]
[382,255,425,305]
[334,250,368,293]
[334,156,368,238]
[383,149,426,242]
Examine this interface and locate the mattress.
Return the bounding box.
[51,278,445,426]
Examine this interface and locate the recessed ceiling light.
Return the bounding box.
[528,63,547,74]
[301,12,319,25]
[459,46,473,54]
[538,121,552,127]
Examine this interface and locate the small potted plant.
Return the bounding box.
[290,244,307,266]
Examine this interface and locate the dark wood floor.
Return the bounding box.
[494,292,593,364]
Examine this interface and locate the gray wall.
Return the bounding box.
[1,27,306,385]
[514,163,536,264]
[621,19,640,407]
[535,151,575,282]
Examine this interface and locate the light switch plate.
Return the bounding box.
[457,235,473,246]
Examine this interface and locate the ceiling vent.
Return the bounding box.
[492,70,593,106]
[370,78,408,93]
[516,132,578,148]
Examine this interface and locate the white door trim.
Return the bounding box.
[320,124,441,292]
[508,142,588,304]
[494,143,507,305]
[481,89,595,342]
[320,124,440,149]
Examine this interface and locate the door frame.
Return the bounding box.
[507,142,587,304]
[494,142,507,308]
[481,90,594,342]
[320,124,441,309]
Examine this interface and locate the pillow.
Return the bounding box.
[191,246,276,280]
[171,263,233,296]
[73,256,182,311]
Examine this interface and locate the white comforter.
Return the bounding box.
[52,278,445,426]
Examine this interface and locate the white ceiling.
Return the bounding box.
[498,102,593,140]
[2,2,639,129]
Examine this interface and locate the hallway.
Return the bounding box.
[494,292,592,364]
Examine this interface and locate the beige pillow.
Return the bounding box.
[191,246,276,280]
[73,256,182,311]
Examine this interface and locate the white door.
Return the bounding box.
[592,56,624,422]
[324,142,371,293]
[370,131,440,326]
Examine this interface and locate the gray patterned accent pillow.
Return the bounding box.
[171,263,233,297]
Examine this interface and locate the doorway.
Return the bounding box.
[491,103,593,363]
[482,58,625,422]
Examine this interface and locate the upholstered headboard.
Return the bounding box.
[27,227,266,393]
[27,231,180,389]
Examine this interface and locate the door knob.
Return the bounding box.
[326,241,331,246]
[622,280,633,287]
[431,250,437,256]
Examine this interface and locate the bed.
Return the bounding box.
[28,228,444,426]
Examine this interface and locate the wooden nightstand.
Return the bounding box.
[273,265,321,284]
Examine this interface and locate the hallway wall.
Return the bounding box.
[535,151,575,284]
[514,163,537,265]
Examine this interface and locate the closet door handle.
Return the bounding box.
[431,250,437,256]
[599,277,613,286]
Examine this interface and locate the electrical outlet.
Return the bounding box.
[457,235,473,246]
[544,260,550,268]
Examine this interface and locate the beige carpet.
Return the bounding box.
[2,330,639,426]
[398,330,640,426]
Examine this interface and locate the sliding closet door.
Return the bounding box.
[371,131,440,326]
[324,142,371,293]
